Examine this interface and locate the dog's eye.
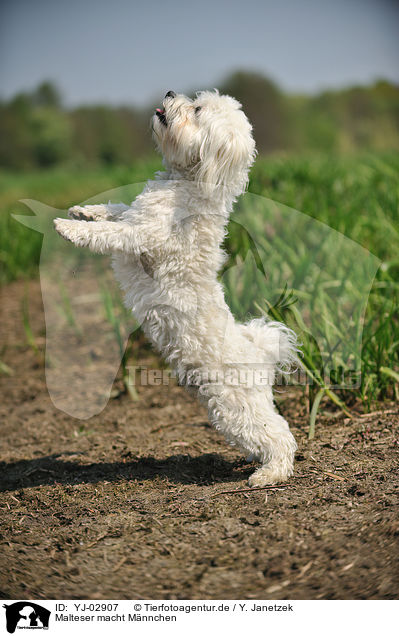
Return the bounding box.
[195,106,202,114]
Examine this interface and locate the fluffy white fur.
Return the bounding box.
[54,90,298,486]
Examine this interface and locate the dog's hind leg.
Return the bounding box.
[246,412,297,486]
[206,384,297,485]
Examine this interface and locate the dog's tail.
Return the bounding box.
[241,317,300,374]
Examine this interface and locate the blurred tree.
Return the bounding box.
[220,71,289,152]
[70,105,149,165]
[31,107,72,166]
[0,82,71,169]
[0,102,34,169]
[33,81,62,108]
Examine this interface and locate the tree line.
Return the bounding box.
[0,71,398,170]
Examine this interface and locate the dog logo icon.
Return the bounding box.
[3,602,50,633]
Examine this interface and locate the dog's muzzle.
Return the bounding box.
[155,91,176,126]
[155,108,167,126]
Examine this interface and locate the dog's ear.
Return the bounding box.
[195,127,256,197]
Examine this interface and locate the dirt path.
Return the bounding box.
[0,281,398,599]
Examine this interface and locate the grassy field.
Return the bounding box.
[1,152,398,427]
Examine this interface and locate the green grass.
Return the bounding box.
[0,152,398,427]
[0,156,161,284]
[248,153,399,264]
[234,152,399,423]
[101,285,139,401]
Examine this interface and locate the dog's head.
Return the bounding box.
[152,90,256,196]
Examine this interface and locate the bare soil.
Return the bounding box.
[0,281,398,600]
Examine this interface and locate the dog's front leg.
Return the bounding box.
[68,202,130,222]
[54,218,145,255]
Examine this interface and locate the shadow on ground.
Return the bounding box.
[0,453,249,491]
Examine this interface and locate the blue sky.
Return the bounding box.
[1,0,398,106]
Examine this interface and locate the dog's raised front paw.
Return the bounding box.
[68,205,106,221]
[54,217,74,242]
[54,218,89,247]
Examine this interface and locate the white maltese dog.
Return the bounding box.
[55,90,298,486]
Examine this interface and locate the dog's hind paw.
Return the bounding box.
[248,464,292,487]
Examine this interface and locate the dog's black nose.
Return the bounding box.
[165,91,176,99]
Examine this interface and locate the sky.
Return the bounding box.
[0,0,398,107]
